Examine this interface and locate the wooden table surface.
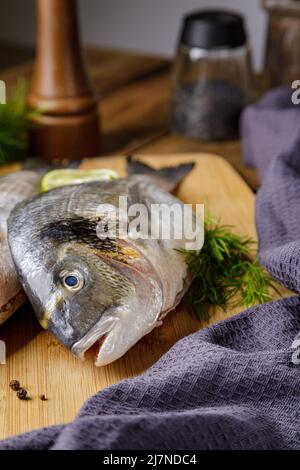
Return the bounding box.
[0,46,260,190]
[1,153,260,439]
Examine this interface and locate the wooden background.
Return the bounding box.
[0,47,260,189]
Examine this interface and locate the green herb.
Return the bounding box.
[179,216,280,321]
[0,79,35,166]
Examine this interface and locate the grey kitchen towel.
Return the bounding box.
[1,87,300,450]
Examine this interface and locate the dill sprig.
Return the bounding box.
[0,80,35,165]
[179,216,280,321]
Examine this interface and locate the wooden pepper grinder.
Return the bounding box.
[28,0,100,161]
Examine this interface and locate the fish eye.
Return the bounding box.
[65,275,78,287]
[60,270,84,291]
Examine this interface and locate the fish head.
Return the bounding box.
[8,200,163,366]
[37,241,136,352]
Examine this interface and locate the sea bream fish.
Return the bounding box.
[8,159,203,366]
[0,171,41,325]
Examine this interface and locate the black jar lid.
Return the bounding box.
[180,10,247,49]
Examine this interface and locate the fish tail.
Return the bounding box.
[127,156,195,192]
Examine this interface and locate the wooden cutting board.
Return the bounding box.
[0,153,256,440]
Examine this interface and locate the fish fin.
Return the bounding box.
[127,155,195,192]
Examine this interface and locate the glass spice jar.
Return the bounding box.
[263,0,300,88]
[171,10,253,141]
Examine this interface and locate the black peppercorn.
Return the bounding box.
[16,388,28,400]
[9,379,20,391]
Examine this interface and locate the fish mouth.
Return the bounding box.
[72,276,163,367]
[71,313,118,361]
[71,308,159,367]
[72,287,163,366]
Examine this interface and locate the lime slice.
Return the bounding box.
[41,168,119,192]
